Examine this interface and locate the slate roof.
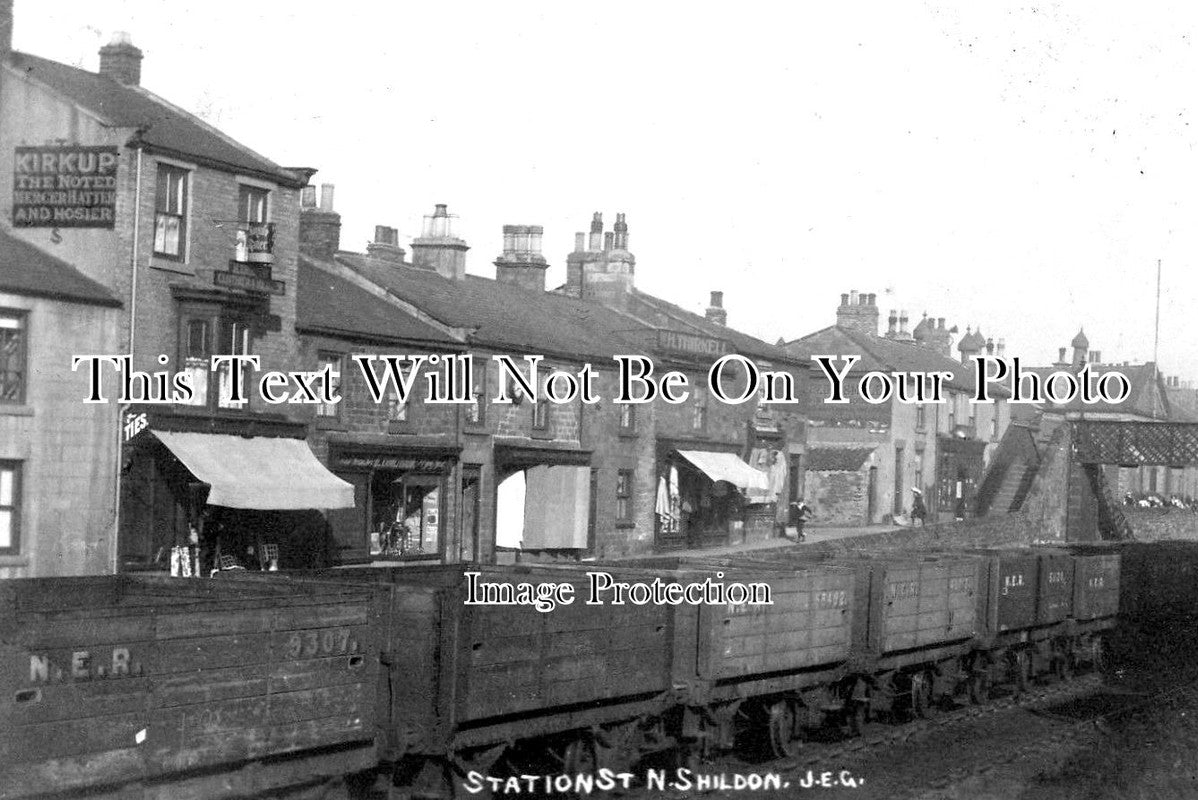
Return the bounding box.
[806,446,876,471]
[296,258,461,347]
[8,51,303,187]
[0,229,120,307]
[782,324,1009,398]
[335,255,649,362]
[621,289,805,365]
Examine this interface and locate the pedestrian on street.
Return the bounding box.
[787,500,813,542]
[911,488,927,527]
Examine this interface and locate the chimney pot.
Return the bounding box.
[710,291,723,308]
[433,204,448,217]
[574,232,585,251]
[318,184,335,212]
[849,290,859,305]
[840,293,849,307]
[604,231,614,251]
[301,185,317,208]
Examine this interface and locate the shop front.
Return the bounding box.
[119,415,355,574]
[493,445,593,559]
[324,445,460,563]
[654,443,769,550]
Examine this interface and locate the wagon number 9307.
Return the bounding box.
[285,628,352,659]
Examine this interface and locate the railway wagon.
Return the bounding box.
[0,575,381,800]
[583,557,857,761]
[257,564,692,798]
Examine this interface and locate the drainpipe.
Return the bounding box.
[111,145,143,574]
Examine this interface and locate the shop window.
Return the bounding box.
[154,164,189,259]
[616,469,634,524]
[0,310,27,404]
[370,471,443,558]
[692,388,708,432]
[0,461,20,555]
[316,352,342,419]
[619,404,636,435]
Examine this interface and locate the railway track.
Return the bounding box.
[639,671,1109,799]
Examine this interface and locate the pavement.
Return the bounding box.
[607,523,906,561]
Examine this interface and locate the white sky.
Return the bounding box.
[12,1,1198,381]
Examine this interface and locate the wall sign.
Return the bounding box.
[656,330,729,360]
[13,146,119,228]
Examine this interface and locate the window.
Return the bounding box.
[216,322,251,410]
[692,387,708,432]
[0,311,26,404]
[239,185,268,224]
[0,461,20,555]
[154,164,189,258]
[178,312,254,411]
[316,353,342,419]
[181,318,210,407]
[531,370,549,430]
[619,403,636,434]
[616,469,634,524]
[466,358,486,426]
[235,185,270,261]
[915,403,926,431]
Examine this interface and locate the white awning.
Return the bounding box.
[676,450,770,491]
[154,432,355,510]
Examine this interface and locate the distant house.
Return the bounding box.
[781,292,1010,525]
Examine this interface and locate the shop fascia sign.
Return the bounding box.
[656,330,729,360]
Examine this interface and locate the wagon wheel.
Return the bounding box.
[1012,650,1031,694]
[766,698,803,759]
[910,672,932,719]
[848,699,869,737]
[561,735,598,775]
[1053,653,1074,682]
[968,671,990,705]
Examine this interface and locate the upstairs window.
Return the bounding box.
[0,311,26,404]
[466,359,486,426]
[239,185,268,223]
[316,353,342,419]
[619,403,636,434]
[616,469,634,524]
[178,312,254,411]
[692,387,708,432]
[154,165,189,259]
[0,461,20,555]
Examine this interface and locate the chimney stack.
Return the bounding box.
[299,183,341,262]
[588,212,603,251]
[898,310,910,339]
[0,0,12,59]
[835,289,880,336]
[98,31,143,85]
[411,204,469,280]
[565,210,636,306]
[706,290,727,326]
[613,212,629,250]
[885,309,898,338]
[494,224,548,292]
[367,225,406,264]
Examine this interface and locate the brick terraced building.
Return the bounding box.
[0,5,352,574]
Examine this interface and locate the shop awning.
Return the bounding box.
[154,432,355,510]
[676,450,770,491]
